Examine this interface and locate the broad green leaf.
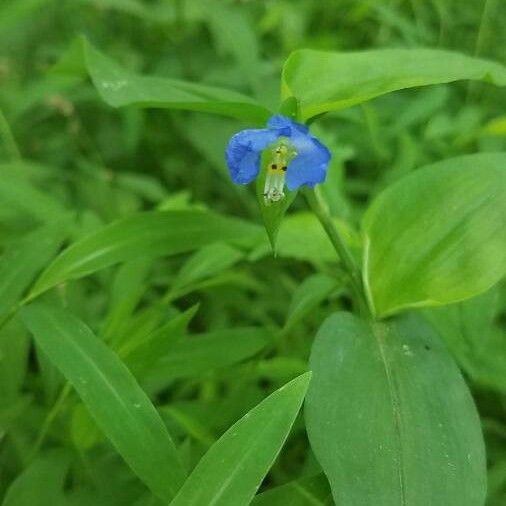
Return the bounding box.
[284,273,338,332]
[143,328,269,390]
[170,373,311,506]
[2,451,69,506]
[28,210,262,299]
[306,312,486,506]
[252,473,332,506]
[53,37,271,123]
[363,153,506,317]
[282,48,506,120]
[20,303,186,502]
[423,288,506,392]
[0,223,67,320]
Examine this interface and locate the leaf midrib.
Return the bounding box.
[374,324,407,506]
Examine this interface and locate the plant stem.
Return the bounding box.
[303,187,372,319]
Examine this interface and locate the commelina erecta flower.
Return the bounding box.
[225,115,331,204]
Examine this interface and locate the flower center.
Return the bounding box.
[263,140,297,204]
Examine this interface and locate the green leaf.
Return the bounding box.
[423,288,506,392]
[170,373,311,506]
[0,165,68,223]
[252,473,332,505]
[170,243,244,297]
[306,312,486,506]
[0,321,30,410]
[282,48,506,120]
[54,37,271,123]
[143,328,269,390]
[119,304,199,373]
[284,273,338,333]
[20,303,186,502]
[101,258,153,341]
[0,223,67,320]
[363,153,506,317]
[2,451,69,506]
[206,3,260,89]
[28,210,262,299]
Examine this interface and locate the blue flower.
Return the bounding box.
[225,115,331,203]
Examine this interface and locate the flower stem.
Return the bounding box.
[303,187,372,319]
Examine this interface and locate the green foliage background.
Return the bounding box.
[0,0,505,504]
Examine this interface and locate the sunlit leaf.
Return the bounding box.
[282,48,506,120]
[363,153,506,317]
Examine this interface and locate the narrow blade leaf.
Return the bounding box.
[20,303,186,502]
[29,210,261,298]
[170,373,311,506]
[54,37,271,123]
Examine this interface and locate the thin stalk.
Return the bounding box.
[303,187,372,319]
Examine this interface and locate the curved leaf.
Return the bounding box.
[29,210,261,298]
[54,37,271,123]
[363,153,506,317]
[282,48,506,120]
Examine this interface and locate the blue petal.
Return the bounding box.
[285,133,331,191]
[267,115,308,135]
[225,128,279,184]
